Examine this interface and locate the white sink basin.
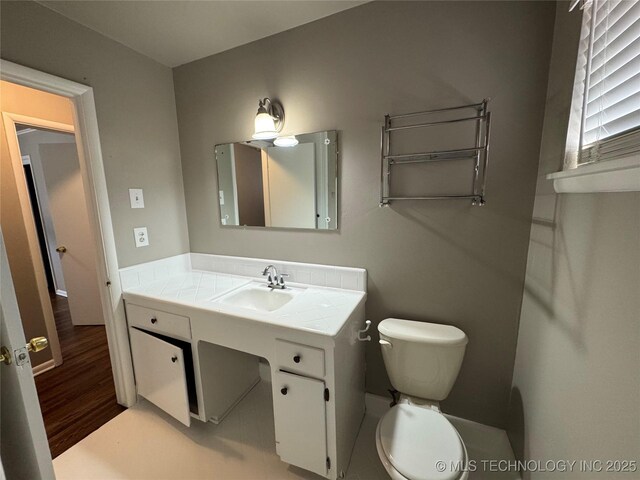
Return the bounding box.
[217,284,301,312]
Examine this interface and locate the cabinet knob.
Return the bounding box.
[151,317,157,324]
[293,355,301,363]
[281,387,288,395]
[171,355,178,363]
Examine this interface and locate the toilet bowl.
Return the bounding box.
[375,400,468,480]
[375,318,469,480]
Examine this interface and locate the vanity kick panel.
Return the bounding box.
[276,339,325,378]
[127,303,191,340]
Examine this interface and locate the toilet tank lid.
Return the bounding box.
[378,318,468,346]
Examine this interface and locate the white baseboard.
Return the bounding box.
[55,289,67,297]
[32,358,55,376]
[365,392,393,418]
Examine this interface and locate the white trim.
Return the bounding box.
[365,393,392,418]
[1,59,136,408]
[230,145,240,223]
[32,359,56,377]
[55,289,68,298]
[2,112,64,369]
[547,155,640,193]
[3,113,73,134]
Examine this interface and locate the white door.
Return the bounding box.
[39,142,104,326]
[129,328,191,426]
[266,143,316,228]
[0,228,54,479]
[273,370,327,476]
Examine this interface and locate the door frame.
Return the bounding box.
[2,113,73,373]
[1,59,136,407]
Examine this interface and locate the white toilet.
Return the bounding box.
[375,318,469,480]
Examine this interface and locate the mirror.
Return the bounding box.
[215,130,337,230]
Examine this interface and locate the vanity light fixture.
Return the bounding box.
[252,97,284,140]
[273,135,298,147]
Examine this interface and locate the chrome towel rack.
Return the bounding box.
[379,99,492,206]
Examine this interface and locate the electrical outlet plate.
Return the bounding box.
[129,188,144,208]
[133,227,149,247]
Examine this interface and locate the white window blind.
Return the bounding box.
[577,0,640,164]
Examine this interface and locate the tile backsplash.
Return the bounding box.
[119,254,191,291]
[119,253,366,293]
[190,253,366,292]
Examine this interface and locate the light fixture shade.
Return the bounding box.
[253,112,278,139]
[274,135,299,147]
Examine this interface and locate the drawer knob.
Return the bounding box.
[151,317,157,324]
[293,355,301,363]
[171,355,178,363]
[281,387,288,395]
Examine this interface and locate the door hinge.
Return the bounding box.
[324,388,330,401]
[326,457,331,470]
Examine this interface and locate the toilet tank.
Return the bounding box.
[378,318,468,401]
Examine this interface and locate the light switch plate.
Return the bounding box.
[129,188,144,208]
[133,227,149,247]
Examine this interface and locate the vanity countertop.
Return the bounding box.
[122,269,366,337]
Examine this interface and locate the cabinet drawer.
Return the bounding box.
[129,328,191,426]
[126,303,191,340]
[276,340,325,378]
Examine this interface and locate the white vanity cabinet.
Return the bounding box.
[125,303,198,427]
[120,260,367,480]
[125,301,260,429]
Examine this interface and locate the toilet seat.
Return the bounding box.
[375,404,468,480]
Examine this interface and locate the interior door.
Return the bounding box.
[273,370,327,476]
[38,142,104,325]
[266,143,316,228]
[129,328,191,426]
[0,228,54,480]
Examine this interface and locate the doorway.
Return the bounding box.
[1,81,124,457]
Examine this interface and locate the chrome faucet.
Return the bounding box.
[262,265,288,290]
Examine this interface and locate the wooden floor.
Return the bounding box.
[34,293,125,458]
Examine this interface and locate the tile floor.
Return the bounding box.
[53,381,519,480]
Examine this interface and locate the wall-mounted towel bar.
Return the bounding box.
[380,99,492,206]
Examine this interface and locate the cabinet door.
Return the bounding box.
[273,371,327,476]
[129,328,191,426]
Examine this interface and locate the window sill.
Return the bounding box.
[547,155,640,193]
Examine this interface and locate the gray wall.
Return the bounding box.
[174,1,556,427]
[1,0,189,267]
[508,5,640,475]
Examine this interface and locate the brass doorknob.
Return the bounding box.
[27,337,48,353]
[56,246,67,253]
[0,346,11,365]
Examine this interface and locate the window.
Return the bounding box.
[566,0,640,168]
